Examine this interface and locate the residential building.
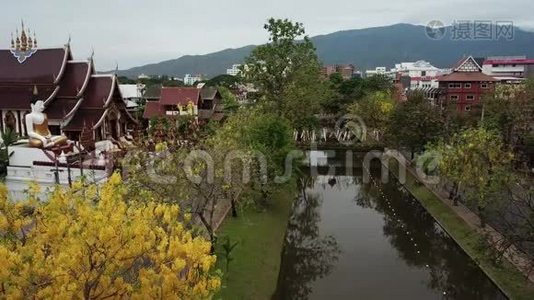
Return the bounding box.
[183,74,203,86]
[437,56,497,112]
[321,64,356,80]
[0,26,136,141]
[138,73,150,80]
[143,86,222,122]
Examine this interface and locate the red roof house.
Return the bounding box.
[437,56,497,112]
[142,86,221,121]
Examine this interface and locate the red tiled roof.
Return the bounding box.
[0,48,69,84]
[0,85,57,109]
[143,101,163,119]
[56,61,91,98]
[81,76,114,108]
[159,87,201,106]
[63,108,105,131]
[45,98,80,119]
[437,72,497,82]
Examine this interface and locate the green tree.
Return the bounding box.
[387,93,445,159]
[205,74,240,88]
[429,128,513,226]
[242,18,329,127]
[347,91,394,142]
[219,86,240,114]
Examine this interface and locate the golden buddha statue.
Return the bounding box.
[26,100,68,148]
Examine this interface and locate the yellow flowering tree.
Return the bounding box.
[0,174,221,299]
[429,128,513,226]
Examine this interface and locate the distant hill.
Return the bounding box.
[117,23,534,78]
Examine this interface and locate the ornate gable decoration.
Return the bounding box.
[10,21,37,63]
[454,56,481,73]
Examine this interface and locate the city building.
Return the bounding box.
[143,86,223,121]
[226,64,242,76]
[321,64,356,80]
[437,56,497,112]
[183,74,203,86]
[137,73,150,80]
[391,60,448,89]
[0,26,137,141]
[365,66,388,77]
[119,83,145,112]
[482,56,534,82]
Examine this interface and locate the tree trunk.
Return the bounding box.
[198,213,216,253]
[231,197,238,218]
[478,206,486,228]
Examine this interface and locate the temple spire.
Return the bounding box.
[9,21,38,63]
[20,20,28,51]
[15,29,20,50]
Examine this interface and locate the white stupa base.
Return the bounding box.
[5,145,110,201]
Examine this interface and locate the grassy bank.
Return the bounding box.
[214,182,297,300]
[388,160,534,299]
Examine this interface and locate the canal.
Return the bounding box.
[274,150,506,299]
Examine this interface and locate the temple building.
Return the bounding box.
[0,23,137,141]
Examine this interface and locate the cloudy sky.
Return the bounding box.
[2,0,533,70]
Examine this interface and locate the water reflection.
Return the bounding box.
[273,177,341,300]
[359,175,506,299]
[274,153,506,299]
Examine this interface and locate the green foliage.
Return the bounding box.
[218,86,239,114]
[219,236,239,272]
[347,91,394,141]
[205,74,240,88]
[481,84,532,144]
[2,128,18,147]
[242,112,294,171]
[242,18,328,127]
[117,76,136,84]
[387,93,445,157]
[323,74,392,114]
[0,129,18,177]
[139,75,185,87]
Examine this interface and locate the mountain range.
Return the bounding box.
[117,23,534,78]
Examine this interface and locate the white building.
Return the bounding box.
[183,74,202,86]
[226,64,242,76]
[137,73,150,79]
[119,84,145,110]
[365,67,388,77]
[482,56,534,82]
[391,60,448,89]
